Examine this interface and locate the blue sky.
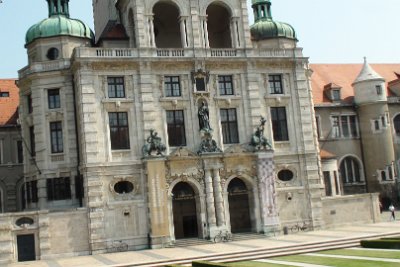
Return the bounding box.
[0,0,399,78]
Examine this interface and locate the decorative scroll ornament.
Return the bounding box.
[250,116,272,151]
[142,129,166,157]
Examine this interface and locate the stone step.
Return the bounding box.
[166,238,212,248]
[123,231,400,267]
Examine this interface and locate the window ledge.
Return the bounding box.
[380,180,396,184]
[343,182,366,186]
[50,154,64,162]
[102,98,134,103]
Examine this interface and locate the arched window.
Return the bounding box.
[340,156,362,184]
[381,170,387,181]
[393,114,400,136]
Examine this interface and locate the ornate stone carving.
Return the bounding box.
[142,129,166,157]
[198,131,222,154]
[250,116,272,151]
[109,175,139,200]
[169,147,197,157]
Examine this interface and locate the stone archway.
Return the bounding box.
[172,182,199,239]
[228,178,251,233]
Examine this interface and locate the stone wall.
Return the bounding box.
[321,193,380,228]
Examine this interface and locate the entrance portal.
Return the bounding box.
[172,182,198,239]
[17,234,35,262]
[228,178,251,233]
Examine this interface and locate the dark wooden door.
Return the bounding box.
[17,234,35,262]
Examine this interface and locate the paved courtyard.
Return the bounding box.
[9,215,400,267]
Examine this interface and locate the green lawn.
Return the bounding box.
[272,255,399,267]
[316,248,400,259]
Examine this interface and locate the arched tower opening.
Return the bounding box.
[206,3,232,48]
[153,1,182,48]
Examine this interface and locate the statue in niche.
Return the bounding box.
[142,129,166,156]
[198,101,212,132]
[250,116,272,151]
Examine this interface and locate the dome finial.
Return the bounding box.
[47,0,70,18]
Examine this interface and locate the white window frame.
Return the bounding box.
[330,114,359,139]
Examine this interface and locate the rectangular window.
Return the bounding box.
[315,116,321,139]
[167,110,186,146]
[17,140,23,164]
[0,92,10,97]
[331,115,358,138]
[271,107,289,141]
[109,112,130,150]
[323,171,332,197]
[220,108,239,144]
[165,76,181,97]
[50,121,63,153]
[47,177,71,201]
[107,77,125,98]
[195,77,206,92]
[26,181,38,204]
[218,75,234,95]
[332,89,341,101]
[48,89,60,109]
[376,85,382,95]
[27,94,33,114]
[29,126,35,157]
[269,75,283,94]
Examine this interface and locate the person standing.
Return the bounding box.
[389,204,396,221]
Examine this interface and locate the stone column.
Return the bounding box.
[37,178,47,209]
[204,169,217,228]
[257,151,280,235]
[201,17,210,48]
[212,168,225,227]
[145,157,171,248]
[147,15,155,47]
[179,16,188,48]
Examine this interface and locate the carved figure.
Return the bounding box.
[142,129,166,156]
[198,132,222,154]
[198,101,212,131]
[250,116,272,151]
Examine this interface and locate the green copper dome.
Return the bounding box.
[25,0,94,46]
[250,0,297,41]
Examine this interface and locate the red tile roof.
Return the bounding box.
[320,149,337,159]
[0,79,19,126]
[310,64,400,104]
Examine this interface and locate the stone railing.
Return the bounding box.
[19,59,70,77]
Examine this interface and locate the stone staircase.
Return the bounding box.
[124,231,400,267]
[167,238,212,248]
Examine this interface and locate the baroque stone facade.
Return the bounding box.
[0,0,381,263]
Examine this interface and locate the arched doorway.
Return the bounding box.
[228,178,251,233]
[206,3,232,48]
[172,182,198,239]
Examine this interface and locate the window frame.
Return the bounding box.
[340,156,362,184]
[220,108,239,144]
[0,92,10,97]
[50,121,63,154]
[218,75,234,96]
[164,76,181,97]
[270,107,289,141]
[268,74,283,95]
[46,177,72,201]
[330,114,359,139]
[29,126,35,157]
[47,89,61,109]
[107,77,126,98]
[17,140,23,164]
[109,112,130,150]
[166,110,186,147]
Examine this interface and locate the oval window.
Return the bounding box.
[46,47,59,60]
[278,169,294,182]
[16,217,34,227]
[114,181,134,194]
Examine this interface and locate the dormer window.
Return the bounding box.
[331,89,341,101]
[376,85,382,95]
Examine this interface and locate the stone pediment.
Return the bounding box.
[169,147,197,158]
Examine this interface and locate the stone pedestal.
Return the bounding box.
[145,157,171,248]
[257,151,280,235]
